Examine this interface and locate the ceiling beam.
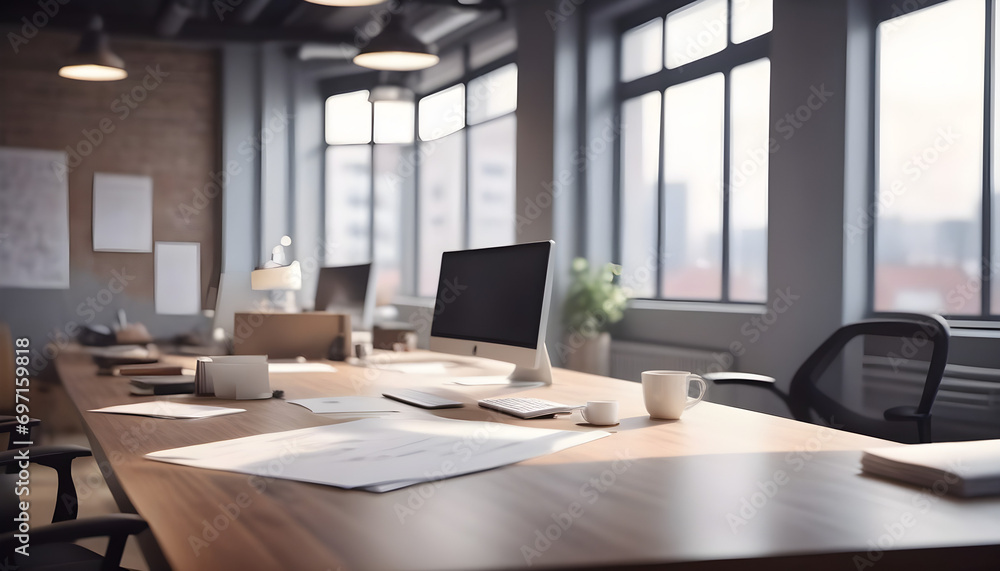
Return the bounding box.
[155,0,200,37]
[0,6,354,44]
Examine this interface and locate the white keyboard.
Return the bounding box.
[478,397,581,419]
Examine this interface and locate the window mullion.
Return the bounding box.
[983,0,995,317]
[656,91,667,298]
[721,71,733,302]
[369,143,376,264]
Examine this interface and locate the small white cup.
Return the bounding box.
[641,370,707,420]
[581,400,619,426]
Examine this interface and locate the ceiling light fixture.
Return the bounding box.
[353,17,439,71]
[303,0,386,6]
[58,15,128,81]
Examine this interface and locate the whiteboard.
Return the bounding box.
[155,242,201,315]
[0,147,70,289]
[93,173,153,252]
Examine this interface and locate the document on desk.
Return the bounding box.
[146,418,610,492]
[450,376,535,386]
[89,401,246,419]
[287,396,400,414]
[371,362,453,375]
[268,362,338,374]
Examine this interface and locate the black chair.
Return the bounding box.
[705,314,950,443]
[0,420,147,570]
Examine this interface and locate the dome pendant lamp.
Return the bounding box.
[58,15,128,82]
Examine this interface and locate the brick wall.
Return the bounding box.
[0,29,222,347]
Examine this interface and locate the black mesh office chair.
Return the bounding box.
[0,417,148,570]
[705,314,950,443]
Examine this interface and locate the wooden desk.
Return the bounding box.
[56,352,1000,570]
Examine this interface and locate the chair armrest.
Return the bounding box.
[0,514,148,567]
[883,405,930,422]
[0,445,92,523]
[703,372,777,385]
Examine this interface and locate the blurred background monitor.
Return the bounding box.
[314,263,375,331]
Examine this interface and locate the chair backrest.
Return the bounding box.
[787,314,949,443]
[0,323,13,416]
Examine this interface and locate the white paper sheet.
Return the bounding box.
[287,397,400,414]
[92,173,153,252]
[450,376,539,386]
[146,418,610,492]
[373,362,453,375]
[89,401,245,419]
[268,363,338,374]
[155,242,201,315]
[0,147,69,288]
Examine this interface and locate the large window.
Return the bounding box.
[416,63,518,296]
[616,0,772,303]
[872,0,995,318]
[324,91,414,303]
[324,62,517,300]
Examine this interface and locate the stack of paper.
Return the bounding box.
[861,439,1000,497]
[194,355,270,399]
[89,401,245,419]
[146,418,610,492]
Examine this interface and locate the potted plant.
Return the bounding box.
[562,258,629,376]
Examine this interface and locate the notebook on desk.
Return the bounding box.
[129,375,195,396]
[861,439,1000,497]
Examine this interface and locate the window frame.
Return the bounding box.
[411,53,517,296]
[866,0,998,321]
[613,0,771,304]
[322,52,517,299]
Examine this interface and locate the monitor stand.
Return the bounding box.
[449,344,553,386]
[507,343,552,385]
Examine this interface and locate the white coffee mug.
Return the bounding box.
[581,400,619,426]
[641,370,707,420]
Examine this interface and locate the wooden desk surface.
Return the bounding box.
[56,352,1000,571]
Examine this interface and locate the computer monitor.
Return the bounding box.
[429,240,555,384]
[314,263,376,331]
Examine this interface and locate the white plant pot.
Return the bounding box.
[564,331,611,377]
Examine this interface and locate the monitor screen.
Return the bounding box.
[431,241,551,349]
[314,263,372,329]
